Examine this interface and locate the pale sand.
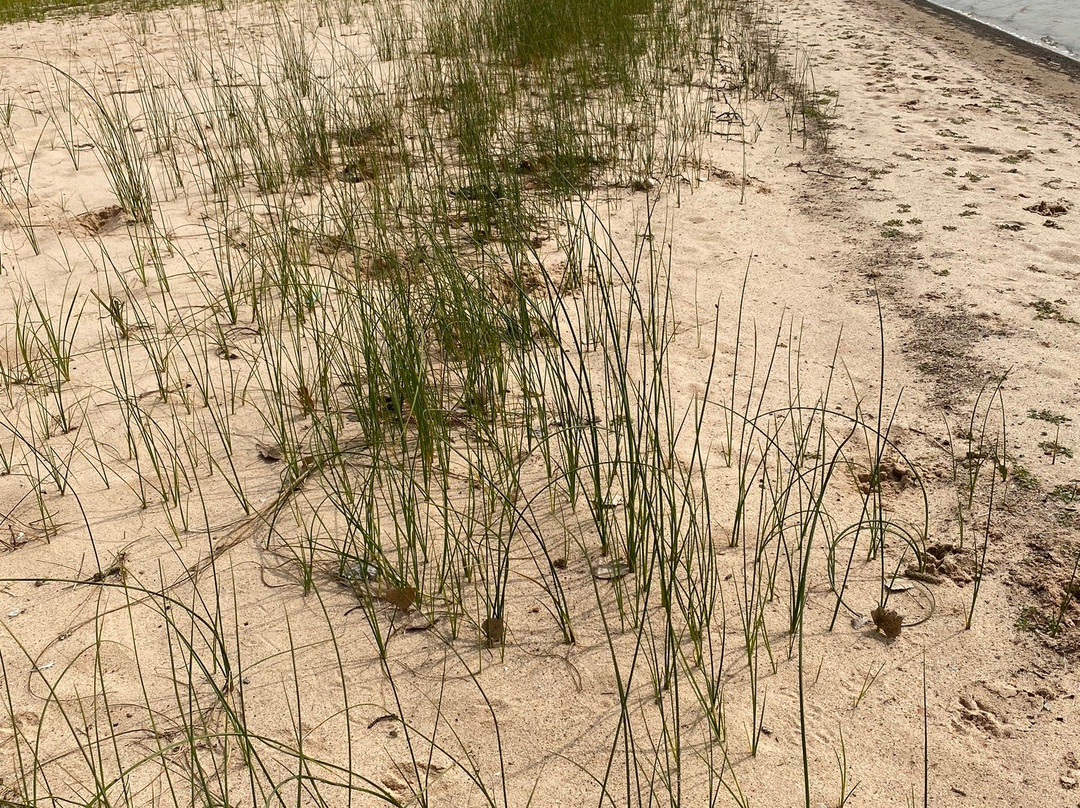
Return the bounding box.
[0,0,1078,805]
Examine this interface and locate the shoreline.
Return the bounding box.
[873,0,1080,94]
[915,0,1079,71]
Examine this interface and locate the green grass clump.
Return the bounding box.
[485,0,652,67]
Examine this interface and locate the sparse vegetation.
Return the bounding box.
[1010,463,1039,492]
[1029,409,1072,425]
[1029,298,1077,323]
[1040,440,1074,462]
[1049,483,1080,505]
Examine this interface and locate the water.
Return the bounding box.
[925,0,1080,62]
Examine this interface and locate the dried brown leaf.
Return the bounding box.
[871,606,903,638]
[482,617,504,646]
[381,585,417,612]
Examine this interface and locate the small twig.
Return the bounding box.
[786,161,858,180]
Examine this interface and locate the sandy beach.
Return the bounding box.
[0,0,1077,804]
